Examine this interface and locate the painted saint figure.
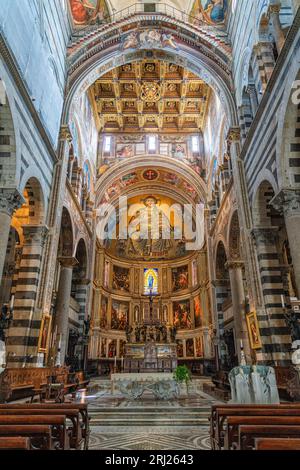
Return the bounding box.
[70,0,108,25]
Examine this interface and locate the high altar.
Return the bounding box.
[124,339,178,373]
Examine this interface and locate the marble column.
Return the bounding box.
[202,327,211,358]
[54,257,78,363]
[271,190,300,298]
[0,189,24,283]
[6,225,48,367]
[226,261,251,363]
[268,3,285,53]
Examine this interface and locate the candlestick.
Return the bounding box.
[10,295,15,310]
[281,295,285,309]
[114,356,117,368]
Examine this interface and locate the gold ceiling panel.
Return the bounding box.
[91,59,211,133]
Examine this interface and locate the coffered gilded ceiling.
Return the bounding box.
[90,59,211,133]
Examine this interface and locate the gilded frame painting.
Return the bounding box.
[246,311,262,350]
[38,314,52,353]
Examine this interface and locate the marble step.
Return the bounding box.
[90,416,210,426]
[89,406,211,413]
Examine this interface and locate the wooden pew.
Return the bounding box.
[0,403,90,450]
[0,437,31,450]
[210,404,300,450]
[0,409,82,450]
[0,415,70,450]
[0,425,52,450]
[239,425,300,450]
[255,437,300,451]
[225,416,300,450]
[211,404,300,450]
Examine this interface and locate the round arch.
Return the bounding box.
[63,27,237,127]
[276,64,300,188]
[95,155,207,207]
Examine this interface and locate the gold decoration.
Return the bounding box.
[140,82,161,102]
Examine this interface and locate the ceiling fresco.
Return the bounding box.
[69,0,110,26]
[68,1,228,27]
[190,0,228,25]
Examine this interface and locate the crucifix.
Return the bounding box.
[149,288,154,324]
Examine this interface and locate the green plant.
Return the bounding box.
[174,365,192,387]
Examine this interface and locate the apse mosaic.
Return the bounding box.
[69,0,110,26]
[172,266,189,292]
[173,300,192,330]
[111,300,129,331]
[190,0,228,25]
[144,268,159,296]
[104,195,196,261]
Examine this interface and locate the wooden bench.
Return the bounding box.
[225,416,300,450]
[0,403,90,450]
[0,437,31,450]
[239,425,300,450]
[0,425,52,450]
[255,437,300,450]
[211,404,300,450]
[0,415,70,450]
[0,409,82,450]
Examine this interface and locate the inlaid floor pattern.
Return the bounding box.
[87,381,215,450]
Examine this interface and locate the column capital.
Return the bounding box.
[59,125,72,143]
[251,227,278,245]
[22,225,49,246]
[268,3,281,16]
[270,189,300,218]
[0,188,25,216]
[225,260,244,271]
[226,127,241,144]
[58,256,79,268]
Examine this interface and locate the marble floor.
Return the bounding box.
[78,378,218,451]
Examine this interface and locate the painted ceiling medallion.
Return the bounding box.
[142,169,159,181]
[140,82,161,102]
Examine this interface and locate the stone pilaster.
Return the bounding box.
[251,228,291,364]
[54,257,78,363]
[225,260,251,363]
[0,189,24,282]
[268,3,285,53]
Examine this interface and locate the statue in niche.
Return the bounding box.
[135,326,141,343]
[155,327,161,342]
[170,325,177,343]
[141,326,147,343]
[285,312,300,342]
[126,324,133,343]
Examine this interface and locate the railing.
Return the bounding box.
[71,3,218,39]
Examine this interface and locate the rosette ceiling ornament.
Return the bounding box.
[140,82,162,102]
